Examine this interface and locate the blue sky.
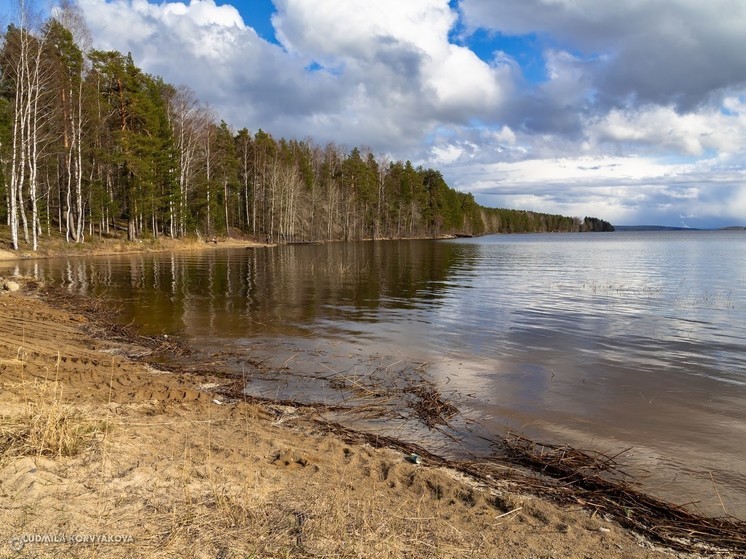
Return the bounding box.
[35,0,746,227]
[225,0,277,44]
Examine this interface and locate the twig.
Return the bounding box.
[494,507,522,520]
[710,471,728,517]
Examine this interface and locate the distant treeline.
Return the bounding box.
[482,211,614,234]
[0,10,612,250]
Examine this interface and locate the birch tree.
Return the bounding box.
[1,0,51,251]
[167,85,202,237]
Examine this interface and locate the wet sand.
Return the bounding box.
[0,278,697,558]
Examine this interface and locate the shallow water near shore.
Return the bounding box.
[6,230,746,519]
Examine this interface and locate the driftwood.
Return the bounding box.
[404,384,459,428]
[497,432,746,554]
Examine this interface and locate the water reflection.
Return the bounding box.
[11,241,479,338]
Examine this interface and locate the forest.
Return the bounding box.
[0,5,613,252]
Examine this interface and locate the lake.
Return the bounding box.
[7,230,746,518]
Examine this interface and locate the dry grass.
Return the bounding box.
[0,380,107,459]
[149,476,489,558]
[2,230,269,262]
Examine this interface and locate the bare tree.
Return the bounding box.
[3,0,52,250]
[167,85,204,237]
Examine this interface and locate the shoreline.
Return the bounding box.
[0,235,273,262]
[0,228,618,263]
[1,280,743,557]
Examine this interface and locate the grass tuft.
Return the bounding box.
[0,381,107,458]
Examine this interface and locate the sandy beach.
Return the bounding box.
[0,242,738,558]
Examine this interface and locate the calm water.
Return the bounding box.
[6,231,746,518]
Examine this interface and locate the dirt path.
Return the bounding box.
[0,285,708,558]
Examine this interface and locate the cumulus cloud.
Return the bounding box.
[587,102,746,156]
[459,0,746,109]
[273,0,515,124]
[77,0,343,128]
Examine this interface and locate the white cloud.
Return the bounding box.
[273,0,510,118]
[594,109,705,155]
[431,144,465,165]
[428,44,504,113]
[440,149,746,226]
[587,102,746,156]
[491,125,517,145]
[78,0,344,129]
[273,0,454,59]
[461,156,690,188]
[460,0,746,109]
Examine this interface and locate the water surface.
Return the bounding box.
[7,231,745,518]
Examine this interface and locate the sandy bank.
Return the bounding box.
[0,283,730,558]
[0,248,17,261]
[0,235,271,262]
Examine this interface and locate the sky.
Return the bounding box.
[28,0,746,226]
